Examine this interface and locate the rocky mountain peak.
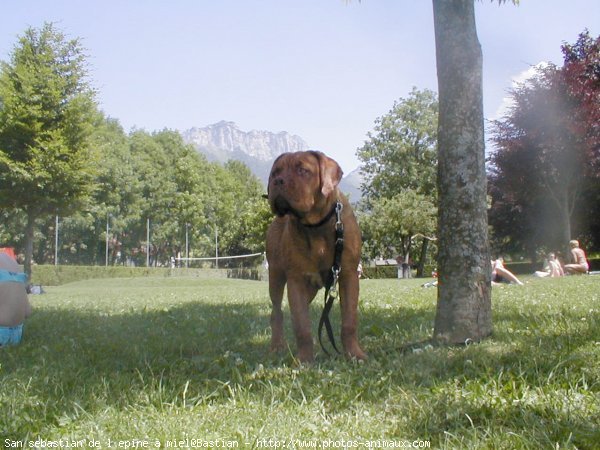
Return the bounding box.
[182,121,309,165]
[181,121,362,199]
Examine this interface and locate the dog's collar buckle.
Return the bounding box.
[304,200,341,228]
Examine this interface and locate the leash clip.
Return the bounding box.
[329,266,340,299]
[335,201,344,230]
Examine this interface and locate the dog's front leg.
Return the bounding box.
[287,279,316,363]
[339,271,368,360]
[269,270,287,354]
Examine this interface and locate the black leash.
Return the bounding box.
[318,200,344,356]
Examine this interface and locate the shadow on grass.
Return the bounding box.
[1,278,597,443]
[5,284,597,378]
[7,300,270,370]
[1,299,274,435]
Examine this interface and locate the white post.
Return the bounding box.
[55,215,59,266]
[146,218,150,267]
[185,223,189,269]
[105,213,110,267]
[215,227,219,269]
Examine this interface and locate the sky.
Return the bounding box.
[1,0,598,174]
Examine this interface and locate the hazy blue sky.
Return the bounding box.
[1,0,598,173]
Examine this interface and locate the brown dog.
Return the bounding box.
[266,151,367,363]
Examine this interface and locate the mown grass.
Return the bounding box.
[0,275,598,449]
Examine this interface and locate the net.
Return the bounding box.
[174,252,265,270]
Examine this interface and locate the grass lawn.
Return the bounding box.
[1,275,598,449]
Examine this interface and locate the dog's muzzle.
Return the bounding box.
[271,194,293,217]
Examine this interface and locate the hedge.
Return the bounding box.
[25,258,600,285]
[29,265,228,286]
[362,265,436,279]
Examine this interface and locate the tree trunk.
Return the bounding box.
[558,190,572,259]
[432,0,492,344]
[403,238,411,279]
[417,238,430,277]
[24,209,36,281]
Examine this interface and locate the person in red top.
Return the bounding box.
[564,240,589,275]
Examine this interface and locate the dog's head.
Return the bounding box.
[267,151,343,224]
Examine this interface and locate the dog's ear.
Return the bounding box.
[310,151,343,198]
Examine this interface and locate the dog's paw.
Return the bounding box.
[269,340,287,354]
[345,344,368,361]
[295,347,315,364]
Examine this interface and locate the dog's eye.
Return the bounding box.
[297,167,310,176]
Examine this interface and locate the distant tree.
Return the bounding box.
[358,88,438,203]
[127,130,195,264]
[0,209,26,253]
[560,31,600,251]
[561,31,600,173]
[232,196,273,255]
[360,191,436,274]
[113,131,266,266]
[357,88,438,274]
[492,67,586,250]
[170,143,213,262]
[221,160,266,257]
[0,23,98,276]
[92,117,143,265]
[41,126,268,267]
[489,31,600,256]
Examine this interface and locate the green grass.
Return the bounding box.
[1,275,598,449]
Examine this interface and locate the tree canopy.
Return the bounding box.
[0,23,98,275]
[357,88,438,204]
[0,23,270,269]
[51,124,266,267]
[357,88,438,275]
[488,31,600,257]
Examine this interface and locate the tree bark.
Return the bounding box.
[558,190,572,258]
[417,238,430,278]
[432,0,492,344]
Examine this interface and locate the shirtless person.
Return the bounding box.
[491,257,524,285]
[534,252,564,278]
[564,240,589,275]
[0,253,32,346]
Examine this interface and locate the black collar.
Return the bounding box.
[302,201,339,228]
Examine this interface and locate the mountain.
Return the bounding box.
[339,167,364,202]
[182,121,309,183]
[181,121,363,200]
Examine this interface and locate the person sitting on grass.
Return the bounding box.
[534,252,564,278]
[564,240,589,275]
[491,257,524,285]
[0,252,32,347]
